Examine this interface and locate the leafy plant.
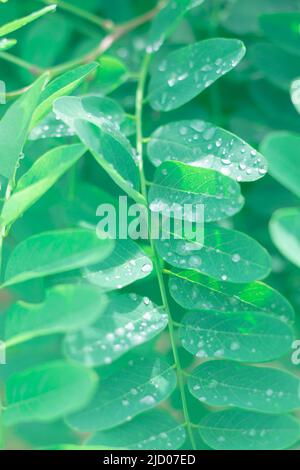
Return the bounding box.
[0,0,299,451]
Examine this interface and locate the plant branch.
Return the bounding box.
[135,54,197,451]
[0,52,43,76]
[37,0,114,31]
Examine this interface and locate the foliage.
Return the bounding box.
[0,0,299,451]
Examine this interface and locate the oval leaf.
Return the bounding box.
[147,120,267,182]
[180,310,293,362]
[189,360,300,413]
[148,161,244,222]
[3,361,97,426]
[87,410,186,450]
[198,410,300,450]
[148,38,246,111]
[4,229,114,287]
[168,270,294,322]
[0,143,86,227]
[66,357,176,432]
[156,224,271,283]
[0,74,49,180]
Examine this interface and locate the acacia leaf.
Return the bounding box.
[0,74,49,180]
[31,63,99,127]
[66,357,176,432]
[87,410,186,450]
[0,5,56,38]
[3,229,114,287]
[147,120,267,182]
[0,144,86,227]
[189,360,300,413]
[198,409,300,450]
[168,270,294,323]
[3,361,97,426]
[180,309,293,362]
[156,224,271,283]
[148,38,245,111]
[148,161,244,222]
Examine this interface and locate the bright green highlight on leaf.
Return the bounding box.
[148,161,244,222]
[0,144,86,227]
[0,5,56,38]
[168,270,295,322]
[147,120,267,182]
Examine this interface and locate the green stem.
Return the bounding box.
[209,0,222,125]
[135,54,197,451]
[37,0,114,31]
[0,52,43,75]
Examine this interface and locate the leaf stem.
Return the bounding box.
[0,52,43,76]
[36,0,115,31]
[135,53,197,451]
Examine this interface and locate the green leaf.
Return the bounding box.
[148,38,246,111]
[260,132,300,198]
[147,120,267,182]
[260,13,300,57]
[84,239,153,291]
[180,310,293,362]
[0,5,56,38]
[147,0,202,53]
[168,270,295,323]
[0,74,49,180]
[95,55,128,94]
[0,144,86,227]
[270,208,300,268]
[5,284,107,348]
[149,160,244,223]
[3,361,97,426]
[250,43,300,91]
[0,38,16,51]
[198,410,300,450]
[66,357,176,432]
[53,96,143,204]
[87,410,186,450]
[156,225,271,283]
[31,63,99,127]
[3,229,114,287]
[64,294,168,366]
[188,361,300,413]
[291,78,300,114]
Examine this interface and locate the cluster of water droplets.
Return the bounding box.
[150,120,267,181]
[65,294,168,366]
